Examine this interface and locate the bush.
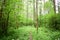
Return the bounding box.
[38,14,49,27]
[38,13,60,30]
[9,13,34,27]
[46,13,60,29]
[38,15,45,27]
[22,18,33,26]
[47,13,60,30]
[52,34,60,40]
[46,13,56,28]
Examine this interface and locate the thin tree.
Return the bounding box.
[33,0,38,33]
[53,0,57,29]
[26,0,29,26]
[0,0,7,35]
[0,0,10,35]
[36,0,38,33]
[53,0,56,13]
[0,0,3,29]
[33,0,35,27]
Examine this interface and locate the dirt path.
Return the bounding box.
[29,31,33,40]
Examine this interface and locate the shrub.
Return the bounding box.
[46,13,56,28]
[45,13,60,29]
[38,13,60,30]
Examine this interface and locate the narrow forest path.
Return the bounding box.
[29,31,33,40]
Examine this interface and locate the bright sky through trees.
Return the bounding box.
[55,0,60,13]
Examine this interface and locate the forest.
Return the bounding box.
[0,0,60,40]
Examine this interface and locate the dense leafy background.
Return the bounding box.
[0,0,60,40]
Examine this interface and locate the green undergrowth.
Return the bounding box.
[0,26,60,40]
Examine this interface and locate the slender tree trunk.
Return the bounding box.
[0,0,5,26]
[0,5,3,30]
[33,0,38,33]
[36,0,38,33]
[0,0,9,35]
[53,0,56,13]
[6,11,10,29]
[1,0,6,35]
[33,0,36,27]
[53,0,57,29]
[26,0,29,26]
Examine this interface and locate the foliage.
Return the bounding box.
[38,13,60,30]
[44,1,51,9]
[46,13,60,30]
[45,13,56,28]
[0,26,60,40]
[0,0,60,40]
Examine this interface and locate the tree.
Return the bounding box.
[26,0,29,25]
[0,0,10,35]
[58,2,60,13]
[53,0,56,13]
[33,0,38,33]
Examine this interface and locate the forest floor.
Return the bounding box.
[0,26,60,40]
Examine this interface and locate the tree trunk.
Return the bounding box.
[36,0,38,33]
[26,0,29,26]
[0,0,9,35]
[33,0,36,27]
[53,0,56,13]
[33,0,38,33]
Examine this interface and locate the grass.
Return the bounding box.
[0,26,60,40]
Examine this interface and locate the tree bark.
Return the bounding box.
[0,0,9,35]
[36,0,38,33]
[26,0,29,26]
[53,0,56,13]
[33,0,38,33]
